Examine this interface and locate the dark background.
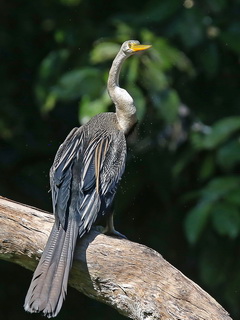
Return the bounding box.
[1,0,240,319]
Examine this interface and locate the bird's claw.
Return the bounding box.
[103,228,127,239]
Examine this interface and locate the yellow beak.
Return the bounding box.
[131,43,152,52]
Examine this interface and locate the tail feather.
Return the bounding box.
[24,219,79,318]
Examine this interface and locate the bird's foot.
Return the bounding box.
[103,227,127,239]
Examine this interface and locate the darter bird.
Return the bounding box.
[24,40,151,318]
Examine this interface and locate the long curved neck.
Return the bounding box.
[107,50,137,134]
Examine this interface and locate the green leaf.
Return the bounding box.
[52,68,103,101]
[41,92,57,113]
[39,49,70,81]
[126,57,139,83]
[211,202,240,238]
[217,139,240,170]
[142,57,169,91]
[158,90,180,124]
[90,42,120,64]
[226,189,240,206]
[185,176,240,244]
[201,176,240,202]
[126,85,146,121]
[184,200,212,244]
[199,154,215,180]
[114,21,134,43]
[37,49,70,109]
[79,91,111,124]
[141,33,193,74]
[172,149,195,177]
[193,117,240,150]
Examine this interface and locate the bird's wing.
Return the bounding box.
[50,127,84,227]
[100,133,127,204]
[77,132,126,233]
[50,128,126,235]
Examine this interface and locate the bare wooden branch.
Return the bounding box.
[0,196,232,320]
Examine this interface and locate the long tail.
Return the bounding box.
[24,218,79,318]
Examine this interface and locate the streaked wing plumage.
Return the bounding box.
[50,127,83,227]
[50,125,126,235]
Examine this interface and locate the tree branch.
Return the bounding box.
[0,196,232,320]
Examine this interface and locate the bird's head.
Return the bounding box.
[121,40,151,56]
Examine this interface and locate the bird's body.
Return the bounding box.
[24,40,151,318]
[50,112,127,234]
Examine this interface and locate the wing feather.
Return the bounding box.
[50,128,84,227]
[50,125,126,236]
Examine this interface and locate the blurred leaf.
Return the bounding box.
[114,21,134,43]
[79,91,111,124]
[226,189,240,206]
[201,176,240,202]
[126,85,146,121]
[185,176,240,244]
[54,29,66,43]
[191,117,240,150]
[36,49,70,110]
[90,42,120,64]
[158,90,180,124]
[199,154,215,180]
[52,68,103,101]
[172,149,195,176]
[42,92,57,113]
[217,139,240,170]
[211,202,240,238]
[142,57,168,91]
[38,49,70,81]
[126,57,139,83]
[141,31,193,73]
[184,199,212,244]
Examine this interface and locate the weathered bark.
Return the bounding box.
[0,196,232,320]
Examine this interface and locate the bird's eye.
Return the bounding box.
[128,42,132,49]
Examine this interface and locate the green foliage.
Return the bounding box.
[211,202,240,238]
[79,91,111,123]
[217,140,240,170]
[185,177,240,243]
[1,0,240,319]
[90,42,120,64]
[191,117,240,150]
[185,199,213,244]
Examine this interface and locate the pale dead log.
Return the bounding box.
[0,196,232,320]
